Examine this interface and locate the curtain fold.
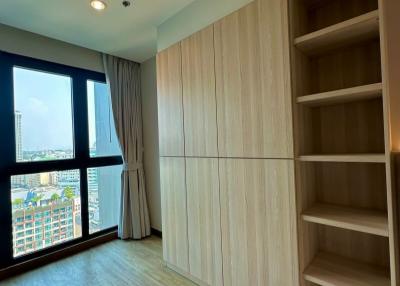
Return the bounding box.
[103,54,150,239]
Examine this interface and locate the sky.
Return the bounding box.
[13,67,96,151]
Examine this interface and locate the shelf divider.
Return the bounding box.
[302,203,389,237]
[297,83,382,106]
[294,10,380,54]
[298,154,386,163]
[304,252,391,286]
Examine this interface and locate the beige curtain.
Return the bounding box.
[103,54,151,239]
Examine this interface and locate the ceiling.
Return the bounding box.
[0,0,194,63]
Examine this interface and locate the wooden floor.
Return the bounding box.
[2,236,196,286]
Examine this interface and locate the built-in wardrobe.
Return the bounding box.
[156,0,400,285]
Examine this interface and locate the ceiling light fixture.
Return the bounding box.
[91,0,107,10]
[122,1,131,7]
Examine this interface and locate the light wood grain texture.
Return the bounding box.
[160,157,189,272]
[305,0,378,34]
[304,252,390,286]
[166,263,210,286]
[308,99,385,155]
[302,203,389,237]
[299,154,386,163]
[219,158,298,286]
[308,40,382,94]
[296,161,390,286]
[297,83,382,106]
[1,237,196,286]
[157,43,185,156]
[379,0,400,283]
[295,10,380,54]
[318,226,390,268]
[214,0,293,158]
[181,26,218,157]
[185,158,222,286]
[314,162,388,211]
[288,0,396,285]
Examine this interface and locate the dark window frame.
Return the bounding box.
[0,51,122,269]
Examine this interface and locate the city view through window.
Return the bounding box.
[11,68,122,257]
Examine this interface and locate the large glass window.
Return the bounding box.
[88,165,122,234]
[0,51,122,267]
[11,170,82,257]
[13,67,74,162]
[87,80,121,158]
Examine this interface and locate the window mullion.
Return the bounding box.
[72,74,90,239]
[0,52,16,268]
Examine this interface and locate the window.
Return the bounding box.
[87,81,121,158]
[13,67,74,163]
[11,170,82,257]
[0,52,122,266]
[88,165,122,234]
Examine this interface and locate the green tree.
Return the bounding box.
[30,194,43,205]
[12,198,24,207]
[64,187,75,200]
[51,193,60,202]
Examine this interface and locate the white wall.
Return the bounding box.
[0,23,103,72]
[141,57,162,231]
[157,0,252,51]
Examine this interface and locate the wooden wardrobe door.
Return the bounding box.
[156,43,185,156]
[186,158,222,285]
[219,158,298,286]
[181,26,218,157]
[160,157,189,271]
[214,1,293,158]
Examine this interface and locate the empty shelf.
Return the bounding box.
[298,154,386,163]
[302,204,388,237]
[297,83,382,106]
[295,10,380,54]
[304,252,390,286]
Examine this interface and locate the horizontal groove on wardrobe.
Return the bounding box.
[160,156,295,160]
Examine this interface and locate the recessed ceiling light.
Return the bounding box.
[91,0,107,10]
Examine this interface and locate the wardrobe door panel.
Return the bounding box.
[160,157,189,271]
[186,158,222,285]
[214,1,293,158]
[157,43,185,156]
[181,26,218,157]
[219,158,298,286]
